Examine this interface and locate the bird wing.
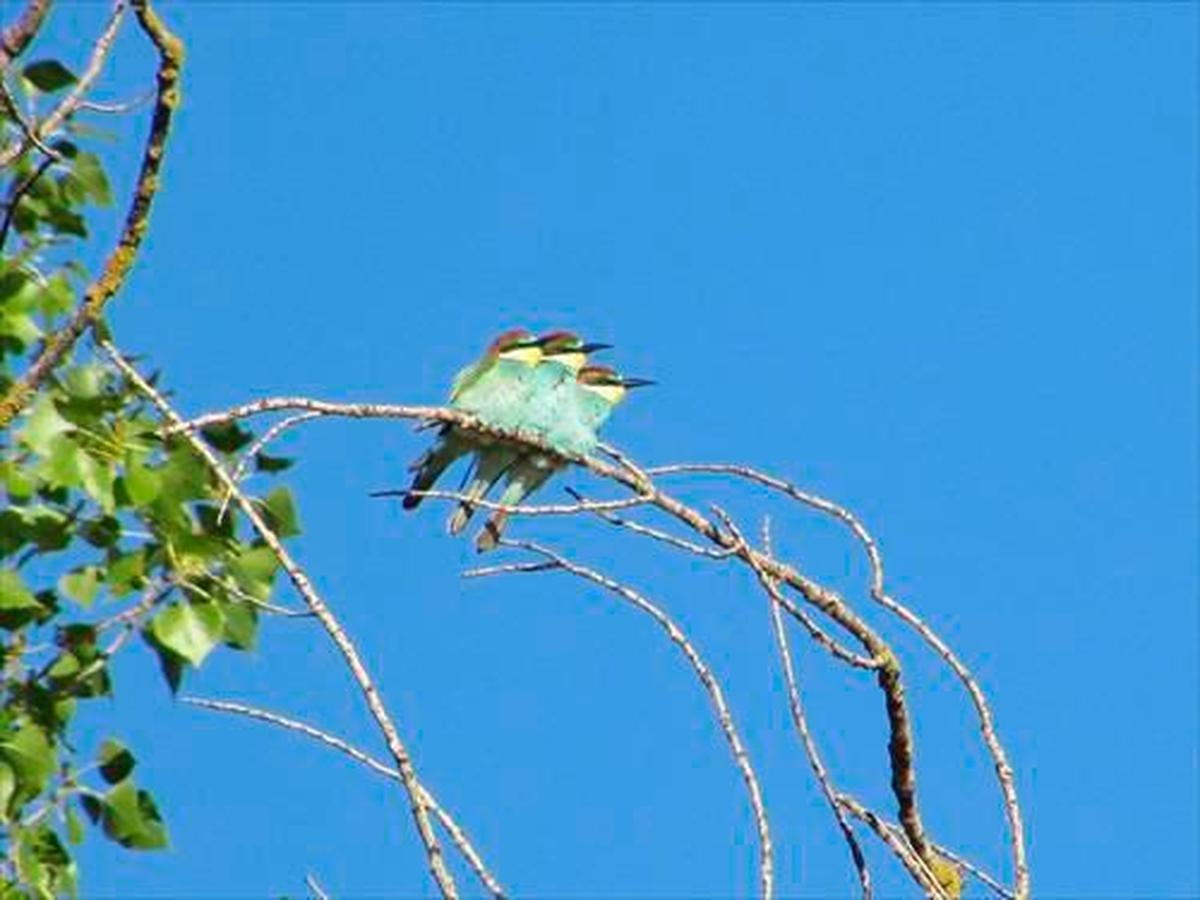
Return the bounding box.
[450,356,494,404]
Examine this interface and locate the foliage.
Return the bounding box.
[0,39,298,897]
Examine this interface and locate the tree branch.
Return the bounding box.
[146,394,1014,893]
[837,794,946,899]
[647,462,1028,897]
[100,342,461,900]
[0,0,125,168]
[0,0,178,430]
[469,538,775,900]
[181,696,506,900]
[0,0,52,73]
[760,517,872,899]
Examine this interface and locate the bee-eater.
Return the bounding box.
[447,330,610,534]
[403,328,542,510]
[475,364,653,551]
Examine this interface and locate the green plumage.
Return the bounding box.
[404,344,537,511]
[475,365,623,551]
[448,357,575,532]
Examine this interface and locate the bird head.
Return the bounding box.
[576,364,654,406]
[487,327,542,365]
[537,330,612,372]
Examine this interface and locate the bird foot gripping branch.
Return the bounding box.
[395,328,653,551]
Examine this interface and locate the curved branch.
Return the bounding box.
[647,462,1028,898]
[837,794,946,899]
[151,395,942,879]
[0,0,178,430]
[181,696,506,900]
[101,343,461,900]
[468,539,774,900]
[760,518,872,899]
[0,0,126,168]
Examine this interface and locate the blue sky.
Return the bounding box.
[29,2,1199,896]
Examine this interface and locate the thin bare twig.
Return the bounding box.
[481,538,774,900]
[390,487,649,517]
[837,794,947,900]
[304,873,331,900]
[0,0,126,168]
[0,77,63,160]
[760,517,873,899]
[217,411,321,523]
[714,508,879,671]
[165,396,942,881]
[101,343,461,900]
[868,589,1026,898]
[929,842,1013,900]
[462,560,559,579]
[77,91,154,114]
[0,0,178,430]
[0,152,55,251]
[564,486,737,559]
[182,696,506,900]
[649,462,1027,898]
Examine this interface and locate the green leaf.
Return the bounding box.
[20,396,74,456]
[36,273,75,318]
[59,567,100,607]
[0,569,44,628]
[97,780,168,850]
[0,308,42,344]
[80,515,121,548]
[1,459,37,501]
[65,806,84,844]
[0,570,38,609]
[22,60,77,93]
[97,739,135,785]
[61,364,106,399]
[122,456,160,505]
[16,823,76,898]
[47,645,110,699]
[0,761,15,821]
[0,510,27,557]
[260,487,300,538]
[76,447,116,513]
[254,453,294,473]
[147,601,224,667]
[0,724,55,802]
[39,438,85,490]
[228,545,278,596]
[199,421,253,453]
[71,152,113,206]
[155,444,211,507]
[153,645,185,694]
[221,601,258,651]
[27,507,74,553]
[104,549,146,597]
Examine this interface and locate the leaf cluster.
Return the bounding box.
[1,52,301,895]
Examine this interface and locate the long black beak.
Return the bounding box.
[579,342,613,354]
[621,377,656,389]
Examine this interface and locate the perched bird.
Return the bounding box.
[447,330,610,535]
[475,364,653,552]
[402,328,542,510]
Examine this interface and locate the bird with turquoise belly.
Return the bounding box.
[402,327,542,510]
[447,330,611,535]
[474,363,653,552]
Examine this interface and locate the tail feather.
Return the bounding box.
[448,448,518,535]
[474,457,556,552]
[403,432,467,510]
[475,510,509,552]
